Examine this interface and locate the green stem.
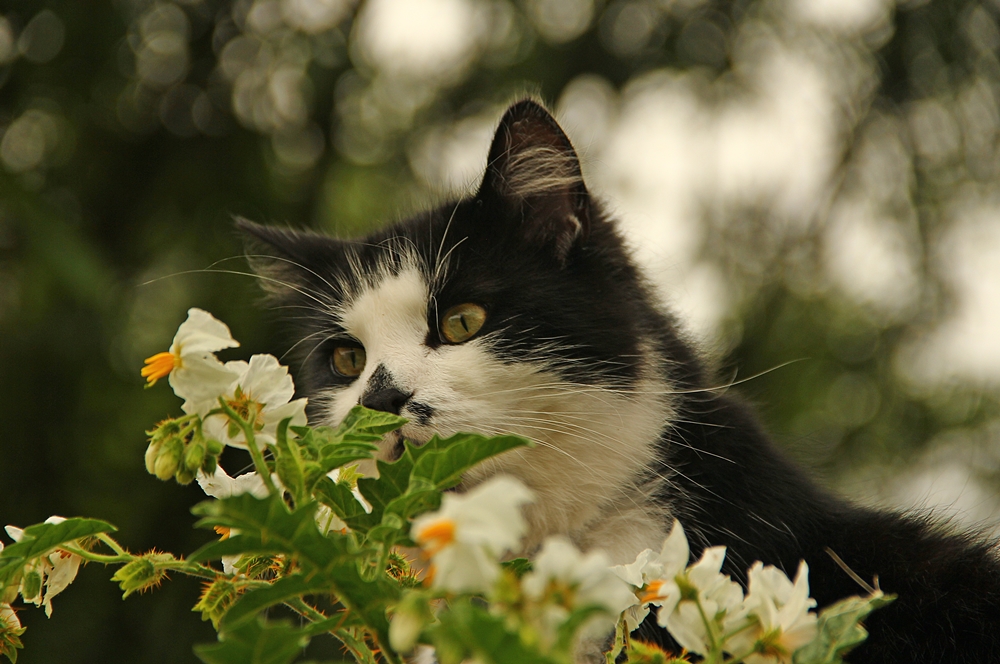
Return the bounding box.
[218,397,277,495]
[693,596,723,664]
[96,533,127,557]
[333,627,379,664]
[159,560,223,581]
[63,545,132,565]
[285,597,328,623]
[721,617,758,642]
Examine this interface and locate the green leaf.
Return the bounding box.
[410,433,530,489]
[189,494,353,573]
[314,478,379,533]
[365,513,407,547]
[317,444,378,475]
[190,493,400,644]
[0,518,116,585]
[354,457,414,528]
[194,617,309,664]
[221,574,333,629]
[382,486,442,526]
[501,558,533,578]
[274,418,308,507]
[337,405,408,438]
[793,592,896,664]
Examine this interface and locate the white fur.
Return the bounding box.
[315,255,675,565]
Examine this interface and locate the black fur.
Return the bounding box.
[240,100,1000,662]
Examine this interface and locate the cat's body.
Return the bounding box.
[241,100,1000,662]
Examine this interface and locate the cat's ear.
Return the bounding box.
[235,218,343,299]
[478,99,589,264]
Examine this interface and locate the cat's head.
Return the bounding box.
[240,100,685,547]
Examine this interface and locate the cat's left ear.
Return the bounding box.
[235,218,344,300]
[478,99,590,265]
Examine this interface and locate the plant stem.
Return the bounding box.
[694,596,723,663]
[285,597,328,622]
[218,397,277,495]
[160,560,222,581]
[63,545,131,565]
[96,533,127,556]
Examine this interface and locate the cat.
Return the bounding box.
[238,99,1000,662]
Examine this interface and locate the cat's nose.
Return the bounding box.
[361,386,412,415]
[359,364,412,415]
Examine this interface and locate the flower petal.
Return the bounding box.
[172,356,241,415]
[170,308,239,357]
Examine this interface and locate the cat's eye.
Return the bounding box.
[440,303,487,344]
[331,346,366,377]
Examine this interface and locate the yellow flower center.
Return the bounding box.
[414,519,456,556]
[640,579,666,603]
[226,387,265,432]
[141,351,179,386]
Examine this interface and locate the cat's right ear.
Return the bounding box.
[235,218,343,299]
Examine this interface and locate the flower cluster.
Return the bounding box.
[398,475,637,654]
[142,308,307,454]
[2,517,84,618]
[400,492,824,663]
[612,520,819,663]
[146,309,370,574]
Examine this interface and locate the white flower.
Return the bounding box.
[612,519,690,629]
[523,538,637,637]
[201,354,308,449]
[411,475,534,594]
[733,560,818,663]
[522,537,637,652]
[141,309,241,411]
[196,464,278,499]
[651,545,745,656]
[4,516,83,617]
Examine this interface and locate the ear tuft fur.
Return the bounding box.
[479,99,589,265]
[235,217,342,299]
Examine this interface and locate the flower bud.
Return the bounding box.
[206,438,224,456]
[154,438,184,481]
[194,578,240,628]
[184,441,206,473]
[20,571,42,603]
[175,466,195,485]
[144,441,162,475]
[111,553,172,598]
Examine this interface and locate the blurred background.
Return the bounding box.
[1,0,999,660]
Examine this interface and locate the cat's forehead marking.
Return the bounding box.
[340,265,430,351]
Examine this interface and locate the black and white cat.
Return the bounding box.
[239,100,1000,662]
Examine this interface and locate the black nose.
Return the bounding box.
[361,386,412,415]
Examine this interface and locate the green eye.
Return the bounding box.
[331,346,366,377]
[440,303,487,344]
